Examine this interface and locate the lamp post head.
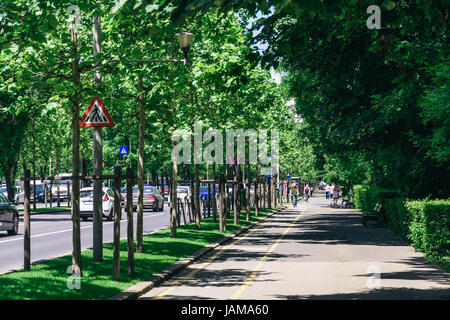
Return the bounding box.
[175,30,194,64]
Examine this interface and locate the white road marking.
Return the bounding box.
[0,212,167,245]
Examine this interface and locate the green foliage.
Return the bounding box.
[232,0,450,199]
[405,200,450,258]
[384,198,409,241]
[353,184,400,214]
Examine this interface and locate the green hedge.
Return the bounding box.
[405,200,450,258]
[385,198,409,240]
[352,185,400,214]
[354,186,450,261]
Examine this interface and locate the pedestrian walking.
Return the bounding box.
[330,183,335,204]
[332,186,339,206]
[304,184,310,202]
[291,184,298,207]
[325,184,330,200]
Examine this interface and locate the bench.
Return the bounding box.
[361,203,383,227]
[341,198,354,208]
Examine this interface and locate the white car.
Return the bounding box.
[79,187,116,221]
[177,186,190,200]
[168,186,191,204]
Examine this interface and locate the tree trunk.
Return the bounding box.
[254,177,259,217]
[219,174,226,233]
[233,167,239,225]
[23,169,31,271]
[126,168,135,277]
[194,163,200,229]
[32,121,37,211]
[263,178,266,211]
[212,161,217,223]
[170,146,178,238]
[113,166,121,281]
[136,75,145,253]
[245,178,250,221]
[70,23,82,275]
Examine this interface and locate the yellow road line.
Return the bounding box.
[152,214,274,300]
[229,202,311,300]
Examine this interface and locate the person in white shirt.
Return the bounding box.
[304,185,310,202]
[325,184,331,200]
[330,184,335,204]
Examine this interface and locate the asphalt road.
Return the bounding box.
[0,202,175,275]
[139,197,450,300]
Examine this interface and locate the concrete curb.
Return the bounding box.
[108,206,289,300]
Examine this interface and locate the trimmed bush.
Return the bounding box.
[405,199,450,258]
[352,185,400,214]
[385,198,409,240]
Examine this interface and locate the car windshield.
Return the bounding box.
[144,186,154,193]
[34,185,45,192]
[80,190,94,198]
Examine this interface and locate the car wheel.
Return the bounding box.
[106,208,114,221]
[7,214,19,235]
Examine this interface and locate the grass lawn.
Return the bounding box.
[18,206,71,215]
[0,207,283,300]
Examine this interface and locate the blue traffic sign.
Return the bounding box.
[119,146,129,155]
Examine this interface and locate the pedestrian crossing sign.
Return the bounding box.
[80,97,114,127]
[119,146,129,156]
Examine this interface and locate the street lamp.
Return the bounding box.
[175,30,195,64]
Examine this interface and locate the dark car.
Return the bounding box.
[124,185,164,212]
[30,184,52,203]
[0,192,19,235]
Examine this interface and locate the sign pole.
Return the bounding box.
[92,13,103,262]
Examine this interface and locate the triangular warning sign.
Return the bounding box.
[80,97,114,127]
[119,147,128,155]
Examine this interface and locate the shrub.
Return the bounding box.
[405,199,450,258]
[385,198,409,240]
[352,185,400,214]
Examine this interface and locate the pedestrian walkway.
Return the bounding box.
[138,196,450,300]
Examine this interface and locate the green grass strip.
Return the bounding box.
[18,206,71,215]
[0,207,282,300]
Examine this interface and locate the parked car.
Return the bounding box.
[0,186,24,204]
[14,186,24,204]
[0,192,19,235]
[50,180,70,201]
[78,187,117,221]
[123,185,164,212]
[29,184,52,203]
[177,186,190,199]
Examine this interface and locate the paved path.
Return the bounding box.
[139,197,450,300]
